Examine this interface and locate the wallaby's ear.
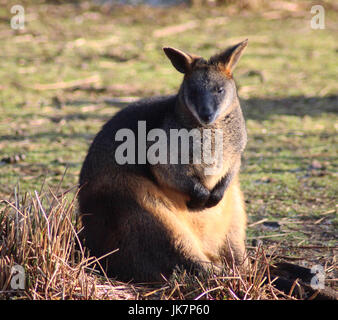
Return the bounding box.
[210,39,248,77]
[163,47,200,74]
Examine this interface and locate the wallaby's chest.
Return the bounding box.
[160,107,246,189]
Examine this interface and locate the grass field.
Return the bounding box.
[0,0,337,299]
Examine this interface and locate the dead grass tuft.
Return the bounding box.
[0,186,138,299]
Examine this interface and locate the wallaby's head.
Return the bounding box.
[163,40,248,126]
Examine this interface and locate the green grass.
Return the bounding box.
[0,1,337,297]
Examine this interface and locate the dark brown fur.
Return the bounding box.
[79,40,248,282]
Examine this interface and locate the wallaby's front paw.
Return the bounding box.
[187,184,210,210]
[205,172,233,208]
[205,190,223,208]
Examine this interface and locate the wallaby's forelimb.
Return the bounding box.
[205,171,234,208]
[151,164,210,210]
[186,182,211,210]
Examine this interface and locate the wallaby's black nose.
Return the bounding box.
[199,111,214,123]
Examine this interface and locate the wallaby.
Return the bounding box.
[78,40,248,282]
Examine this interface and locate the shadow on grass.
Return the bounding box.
[0,131,95,142]
[241,95,338,120]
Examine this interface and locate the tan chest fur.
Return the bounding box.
[135,176,242,265]
[202,155,235,190]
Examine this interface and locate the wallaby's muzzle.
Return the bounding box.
[183,82,224,125]
[195,94,219,125]
[199,109,215,124]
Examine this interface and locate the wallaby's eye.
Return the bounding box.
[217,87,225,94]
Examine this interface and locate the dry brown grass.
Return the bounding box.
[145,248,289,300]
[0,185,141,299]
[0,184,298,300]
